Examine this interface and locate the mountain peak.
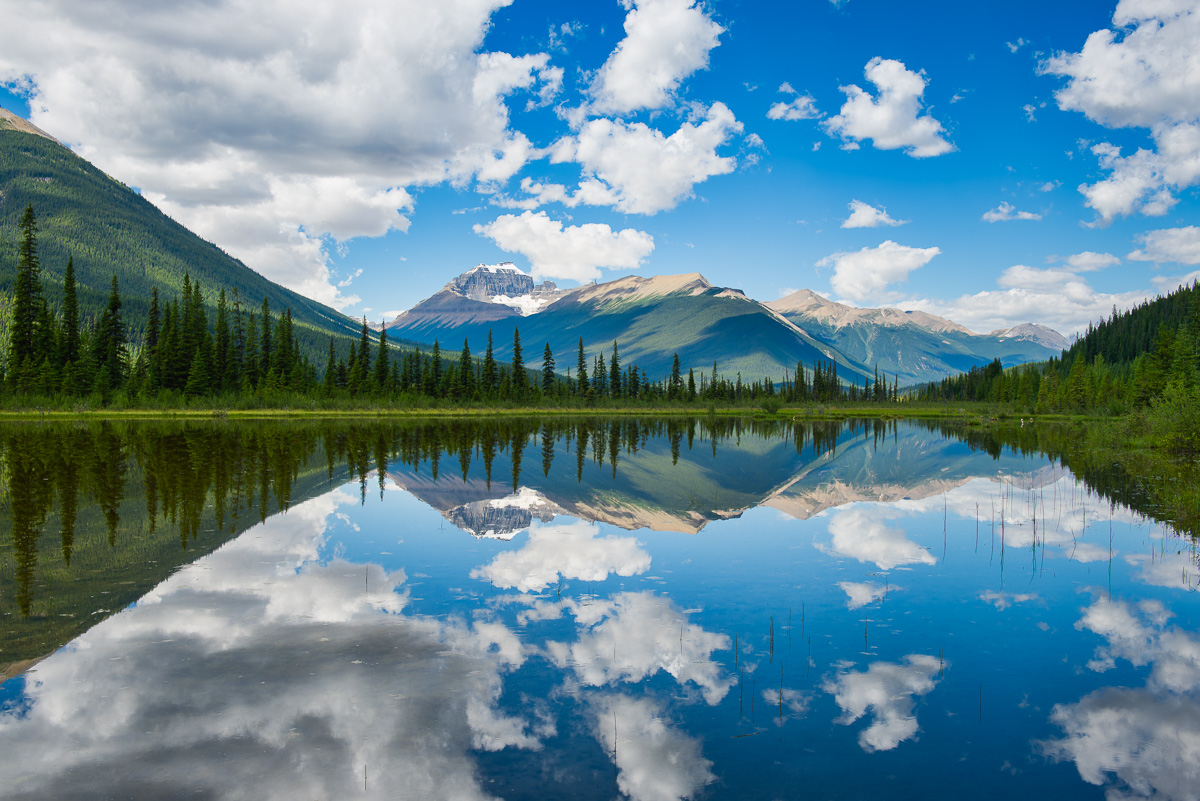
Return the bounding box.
[569,272,724,306]
[986,323,1069,350]
[766,290,973,335]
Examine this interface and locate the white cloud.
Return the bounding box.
[0,0,561,309]
[469,520,650,592]
[978,590,1037,611]
[1128,225,1200,264]
[1042,1,1200,223]
[981,201,1043,222]
[1065,251,1121,271]
[901,265,1152,336]
[590,695,715,801]
[549,102,743,214]
[1007,38,1028,53]
[0,489,543,799]
[1041,597,1200,799]
[823,57,954,157]
[586,0,723,116]
[838,581,888,609]
[817,240,941,303]
[549,591,734,705]
[767,83,822,121]
[473,211,655,283]
[841,199,908,229]
[824,654,943,752]
[818,506,937,570]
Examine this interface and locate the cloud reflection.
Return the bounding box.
[470,520,651,592]
[820,507,936,570]
[823,654,943,752]
[591,694,715,801]
[548,591,733,705]
[0,490,540,800]
[1042,597,1200,800]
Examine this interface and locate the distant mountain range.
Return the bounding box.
[385,263,1066,385]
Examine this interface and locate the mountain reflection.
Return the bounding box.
[1,416,1197,800]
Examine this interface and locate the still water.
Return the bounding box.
[0,418,1197,800]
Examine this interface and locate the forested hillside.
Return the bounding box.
[917,280,1200,454]
[0,127,362,360]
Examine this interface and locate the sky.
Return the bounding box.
[2,0,1199,335]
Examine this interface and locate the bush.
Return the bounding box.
[1146,382,1200,456]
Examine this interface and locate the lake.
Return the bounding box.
[1,417,1197,800]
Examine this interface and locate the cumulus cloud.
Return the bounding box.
[470,520,650,592]
[1127,225,1200,264]
[1065,251,1120,271]
[549,102,743,214]
[818,506,936,570]
[473,211,655,283]
[817,240,941,303]
[586,0,723,116]
[823,57,954,157]
[767,83,822,121]
[824,654,944,752]
[981,201,1043,222]
[548,591,733,705]
[900,264,1153,335]
[0,0,562,308]
[1042,1,1200,223]
[841,199,908,229]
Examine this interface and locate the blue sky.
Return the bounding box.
[2,0,1198,334]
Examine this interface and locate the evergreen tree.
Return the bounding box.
[576,337,589,396]
[458,338,473,399]
[511,327,526,398]
[542,342,555,395]
[94,275,128,392]
[60,256,81,368]
[482,330,497,398]
[215,289,231,391]
[374,325,390,391]
[609,342,621,399]
[9,205,43,388]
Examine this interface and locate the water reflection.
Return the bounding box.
[0,417,1197,800]
[1042,596,1200,800]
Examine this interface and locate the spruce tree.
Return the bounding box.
[374,325,391,391]
[511,327,526,398]
[9,205,42,388]
[60,256,81,368]
[576,337,589,396]
[458,338,473,399]
[215,290,231,392]
[94,275,128,392]
[482,331,497,398]
[542,342,555,395]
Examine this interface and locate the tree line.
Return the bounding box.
[4,206,911,407]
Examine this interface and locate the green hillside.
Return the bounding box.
[0,127,362,358]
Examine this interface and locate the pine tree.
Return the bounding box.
[457,338,474,399]
[9,205,42,389]
[374,325,390,391]
[542,342,555,395]
[215,289,231,391]
[511,327,526,398]
[94,275,128,392]
[576,337,589,396]
[609,342,621,399]
[60,256,81,368]
[482,330,497,398]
